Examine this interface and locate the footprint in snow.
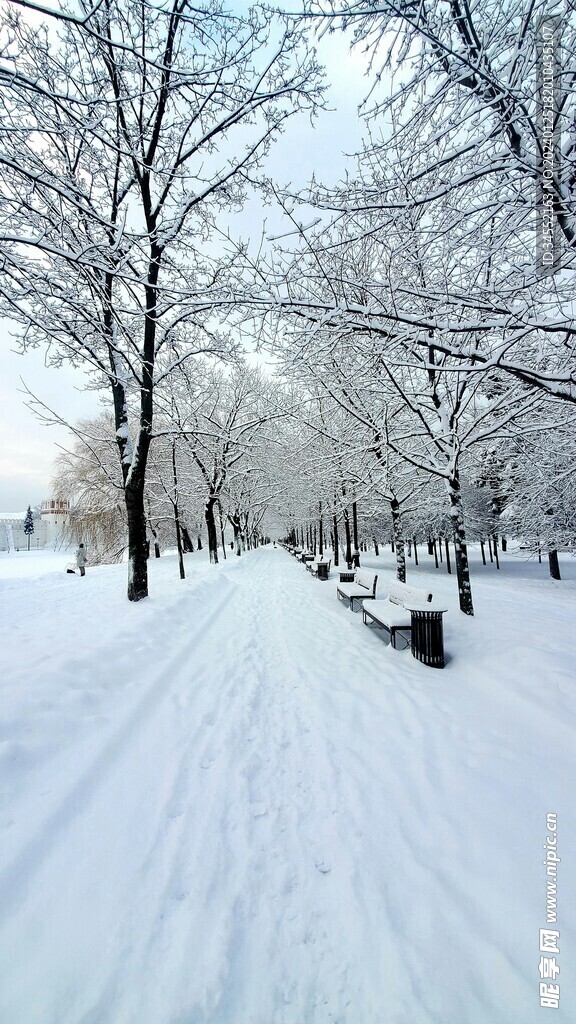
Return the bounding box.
[315,859,332,874]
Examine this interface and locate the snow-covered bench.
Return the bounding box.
[336,569,378,611]
[362,579,433,649]
[307,557,331,580]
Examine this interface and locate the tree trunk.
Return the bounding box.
[181,527,193,553]
[413,538,418,565]
[174,509,185,580]
[492,534,500,570]
[125,466,149,602]
[352,501,359,551]
[113,358,150,600]
[217,500,227,559]
[480,539,486,565]
[447,474,474,615]
[373,536,379,556]
[444,538,452,575]
[343,507,353,569]
[333,515,339,567]
[205,497,219,564]
[548,549,561,580]
[390,497,406,583]
[123,248,159,601]
[146,499,161,558]
[172,443,185,580]
[229,511,242,555]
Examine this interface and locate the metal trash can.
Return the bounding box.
[407,605,447,669]
[317,561,330,581]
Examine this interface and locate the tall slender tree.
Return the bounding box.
[23,505,34,550]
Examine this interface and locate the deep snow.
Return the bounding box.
[0,545,574,1024]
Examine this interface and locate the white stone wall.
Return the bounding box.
[0,516,48,551]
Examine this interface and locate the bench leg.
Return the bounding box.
[363,614,394,646]
[391,627,411,652]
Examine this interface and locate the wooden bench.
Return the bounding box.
[336,569,378,611]
[362,579,433,649]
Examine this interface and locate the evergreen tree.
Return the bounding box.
[23,505,34,550]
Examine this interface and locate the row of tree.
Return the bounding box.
[51,350,575,616]
[51,360,280,569]
[1,0,574,610]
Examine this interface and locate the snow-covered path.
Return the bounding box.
[0,547,574,1023]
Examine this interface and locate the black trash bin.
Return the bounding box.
[407,605,447,669]
[316,561,330,581]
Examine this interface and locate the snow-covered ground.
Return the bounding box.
[0,545,574,1024]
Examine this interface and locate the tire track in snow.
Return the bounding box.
[87,552,534,1024]
[1,569,282,1024]
[0,580,238,920]
[97,551,356,1023]
[180,550,392,1023]
[130,562,299,1021]
[210,552,524,1023]
[83,562,315,1024]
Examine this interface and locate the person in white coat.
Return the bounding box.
[76,543,87,577]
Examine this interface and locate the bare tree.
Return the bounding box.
[157,361,280,563]
[51,412,128,563]
[0,0,323,599]
[281,0,576,404]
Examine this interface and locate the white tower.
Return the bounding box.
[40,499,70,547]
